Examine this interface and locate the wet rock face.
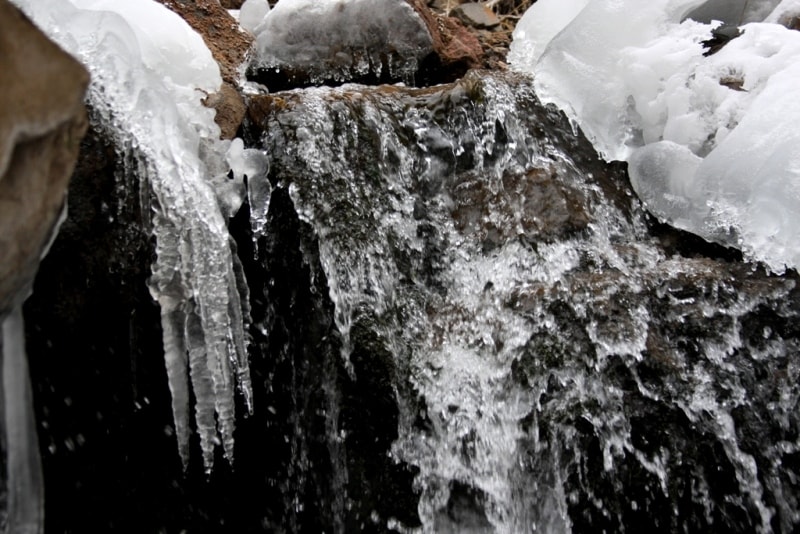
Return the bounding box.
[511,257,800,533]
[245,70,800,532]
[0,0,88,315]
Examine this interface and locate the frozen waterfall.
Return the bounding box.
[12,0,263,472]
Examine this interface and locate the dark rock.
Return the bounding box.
[702,24,743,56]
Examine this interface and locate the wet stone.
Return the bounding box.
[451,2,501,29]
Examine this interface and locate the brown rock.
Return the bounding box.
[220,0,245,8]
[203,82,247,140]
[0,0,89,315]
[406,0,485,81]
[156,0,253,86]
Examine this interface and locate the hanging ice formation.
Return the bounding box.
[12,0,267,472]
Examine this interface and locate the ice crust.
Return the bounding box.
[248,0,433,84]
[510,0,800,272]
[13,0,258,472]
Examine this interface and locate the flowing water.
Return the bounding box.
[8,56,800,534]
[243,70,800,533]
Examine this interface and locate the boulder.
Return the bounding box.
[0,0,88,316]
[246,0,434,89]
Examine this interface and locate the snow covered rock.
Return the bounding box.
[156,0,252,138]
[510,0,800,272]
[247,0,434,88]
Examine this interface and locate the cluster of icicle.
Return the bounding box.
[13,0,269,472]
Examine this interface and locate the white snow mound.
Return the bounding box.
[510,0,800,272]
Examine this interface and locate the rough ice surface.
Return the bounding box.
[249,0,433,84]
[510,0,800,272]
[13,0,254,472]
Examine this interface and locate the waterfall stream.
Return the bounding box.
[243,71,800,533]
[5,1,800,532]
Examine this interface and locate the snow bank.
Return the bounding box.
[510,0,800,272]
[12,0,263,471]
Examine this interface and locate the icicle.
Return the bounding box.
[228,237,254,414]
[226,138,271,254]
[1,307,44,534]
[9,0,259,473]
[160,306,191,470]
[185,304,218,474]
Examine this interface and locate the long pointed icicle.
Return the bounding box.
[185,303,218,474]
[12,0,256,475]
[160,306,191,470]
[229,237,254,415]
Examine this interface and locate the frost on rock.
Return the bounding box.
[510,0,800,272]
[13,0,255,472]
[248,0,433,86]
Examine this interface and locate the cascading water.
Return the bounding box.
[247,70,800,533]
[7,0,800,532]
